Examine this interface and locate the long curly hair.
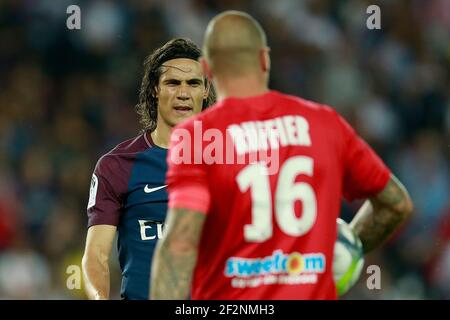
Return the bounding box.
[136,38,216,132]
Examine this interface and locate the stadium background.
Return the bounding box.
[0,0,448,299]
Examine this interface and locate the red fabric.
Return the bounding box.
[167,90,391,299]
[168,183,210,214]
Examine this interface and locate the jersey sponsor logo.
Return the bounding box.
[226,250,325,277]
[225,250,325,288]
[138,219,165,240]
[87,174,98,209]
[144,184,167,193]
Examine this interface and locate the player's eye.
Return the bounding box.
[188,80,202,87]
[165,80,180,86]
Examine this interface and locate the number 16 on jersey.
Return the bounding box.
[237,156,317,242]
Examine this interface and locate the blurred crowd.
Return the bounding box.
[0,0,448,299]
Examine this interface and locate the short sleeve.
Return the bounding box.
[337,114,391,201]
[87,156,123,227]
[166,120,211,214]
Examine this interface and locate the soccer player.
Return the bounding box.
[81,38,214,300]
[150,12,413,300]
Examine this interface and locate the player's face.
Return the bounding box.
[156,58,208,128]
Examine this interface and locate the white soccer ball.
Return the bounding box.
[333,218,365,297]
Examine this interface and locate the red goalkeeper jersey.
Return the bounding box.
[166,90,390,300]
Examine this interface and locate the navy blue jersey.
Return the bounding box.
[87,133,167,299]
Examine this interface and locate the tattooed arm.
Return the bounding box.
[150,208,206,299]
[350,175,414,254]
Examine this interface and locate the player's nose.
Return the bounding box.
[177,94,189,101]
[177,85,190,101]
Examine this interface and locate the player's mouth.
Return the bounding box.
[173,105,193,116]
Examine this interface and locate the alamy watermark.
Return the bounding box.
[366,5,381,30]
[366,264,381,290]
[65,263,382,292]
[66,4,380,31]
[169,119,292,175]
[66,264,82,290]
[66,5,81,30]
[169,116,314,175]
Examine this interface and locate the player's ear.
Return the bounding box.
[203,80,210,100]
[260,47,271,73]
[154,84,159,99]
[200,56,213,80]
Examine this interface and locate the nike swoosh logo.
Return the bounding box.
[144,184,167,193]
